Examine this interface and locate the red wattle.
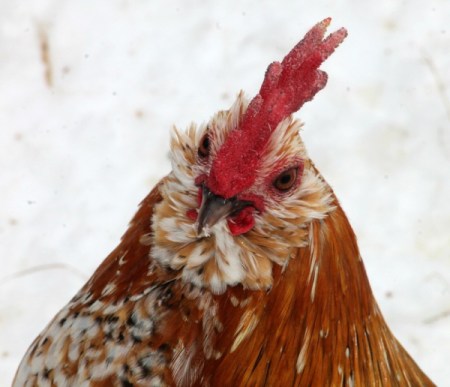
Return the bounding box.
[186,209,198,221]
[227,206,255,235]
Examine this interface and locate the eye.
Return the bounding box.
[273,167,298,192]
[198,133,210,158]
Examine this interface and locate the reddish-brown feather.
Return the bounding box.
[197,189,433,386]
[82,183,167,301]
[74,178,433,386]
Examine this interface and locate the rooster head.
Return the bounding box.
[152,19,347,293]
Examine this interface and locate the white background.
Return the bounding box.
[1,1,449,385]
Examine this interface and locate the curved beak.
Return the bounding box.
[196,186,251,237]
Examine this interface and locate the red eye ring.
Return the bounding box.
[273,167,298,192]
[198,133,210,158]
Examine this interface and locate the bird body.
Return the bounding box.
[14,19,434,386]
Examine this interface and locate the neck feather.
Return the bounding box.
[206,196,433,386]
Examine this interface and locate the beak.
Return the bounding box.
[196,186,251,236]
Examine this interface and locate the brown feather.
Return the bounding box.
[198,190,434,386]
[79,180,433,385]
[13,174,434,386]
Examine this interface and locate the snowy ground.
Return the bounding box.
[1,0,449,385]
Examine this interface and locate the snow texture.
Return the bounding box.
[1,1,449,385]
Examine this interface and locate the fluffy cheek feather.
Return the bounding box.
[152,93,335,293]
[153,163,334,294]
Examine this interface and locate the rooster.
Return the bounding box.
[14,19,433,386]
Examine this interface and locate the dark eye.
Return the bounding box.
[198,133,210,158]
[273,167,298,191]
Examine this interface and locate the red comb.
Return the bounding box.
[208,19,347,198]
